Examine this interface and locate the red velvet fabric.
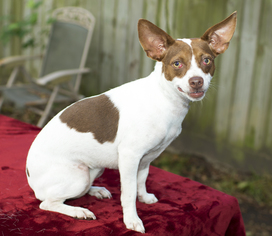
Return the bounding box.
[0,115,245,236]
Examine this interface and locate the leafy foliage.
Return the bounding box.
[0,0,54,49]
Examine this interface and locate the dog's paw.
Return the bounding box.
[73,207,96,220]
[88,186,112,199]
[138,193,158,204]
[124,216,145,233]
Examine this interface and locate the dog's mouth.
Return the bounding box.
[188,90,205,98]
[178,87,205,99]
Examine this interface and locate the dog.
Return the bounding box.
[26,12,237,233]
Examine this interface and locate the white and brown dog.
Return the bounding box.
[26,12,237,233]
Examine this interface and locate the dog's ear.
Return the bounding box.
[138,19,175,61]
[201,11,237,56]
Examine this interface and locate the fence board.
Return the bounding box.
[81,0,101,95]
[215,0,244,140]
[0,0,12,56]
[247,0,272,149]
[112,0,129,87]
[267,92,272,147]
[125,0,143,82]
[140,0,157,78]
[165,0,176,36]
[99,0,117,92]
[229,0,262,144]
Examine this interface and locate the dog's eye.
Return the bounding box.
[203,58,211,65]
[173,61,183,69]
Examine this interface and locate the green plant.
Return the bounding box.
[236,175,272,206]
[0,0,54,49]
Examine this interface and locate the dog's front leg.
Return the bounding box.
[118,149,145,233]
[137,163,158,204]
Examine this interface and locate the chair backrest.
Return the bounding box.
[40,7,95,93]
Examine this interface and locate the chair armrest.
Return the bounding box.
[0,54,43,67]
[36,68,90,86]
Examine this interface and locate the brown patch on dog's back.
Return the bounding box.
[60,94,119,144]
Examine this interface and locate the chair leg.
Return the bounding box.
[37,86,59,127]
[0,97,4,110]
[7,66,20,87]
[0,66,21,111]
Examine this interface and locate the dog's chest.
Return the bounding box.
[155,114,184,147]
[138,118,182,165]
[107,75,189,141]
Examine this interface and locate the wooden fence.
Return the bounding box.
[0,0,271,173]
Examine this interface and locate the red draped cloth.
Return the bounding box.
[0,115,245,236]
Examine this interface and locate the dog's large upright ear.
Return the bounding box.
[138,19,175,61]
[201,11,237,56]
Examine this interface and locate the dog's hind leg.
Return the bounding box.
[40,199,96,219]
[38,163,96,219]
[88,168,112,199]
[40,167,111,218]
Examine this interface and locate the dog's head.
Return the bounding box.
[138,12,237,102]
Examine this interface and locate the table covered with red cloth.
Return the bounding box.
[0,115,245,236]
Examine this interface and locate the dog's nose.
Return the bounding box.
[189,77,204,89]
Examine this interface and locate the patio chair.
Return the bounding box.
[0,7,95,127]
